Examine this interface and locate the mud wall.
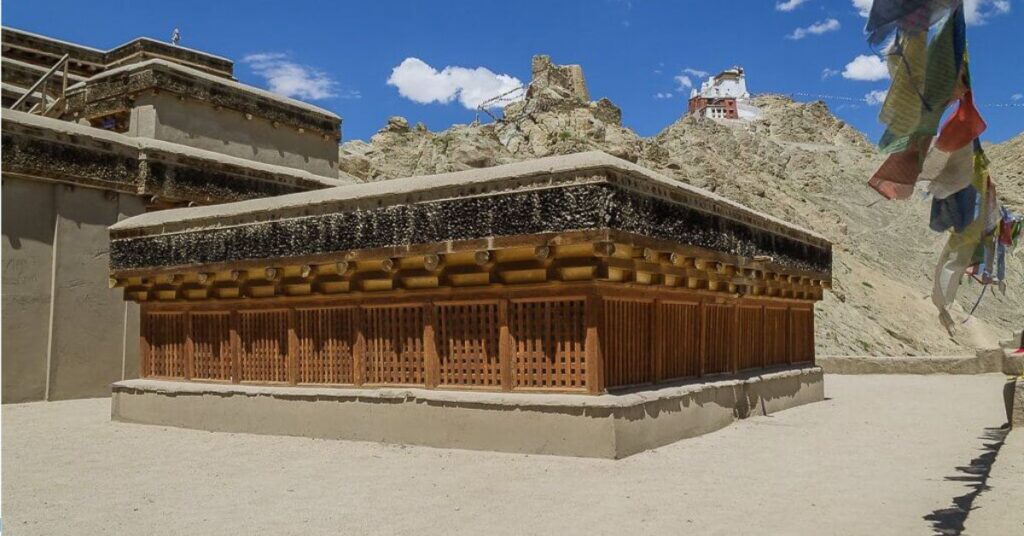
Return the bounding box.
[130,93,338,178]
[2,176,143,402]
[2,179,55,402]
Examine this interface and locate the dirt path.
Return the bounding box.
[1,374,1017,535]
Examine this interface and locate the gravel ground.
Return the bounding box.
[1,374,1018,536]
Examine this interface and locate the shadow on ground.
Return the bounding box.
[923,425,1010,536]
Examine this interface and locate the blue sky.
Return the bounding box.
[4,0,1022,142]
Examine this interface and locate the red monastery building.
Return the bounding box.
[687,67,758,120]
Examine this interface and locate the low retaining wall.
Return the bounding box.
[817,351,1005,375]
[1003,353,1024,376]
[111,366,824,459]
[1007,378,1024,428]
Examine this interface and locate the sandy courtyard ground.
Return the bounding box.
[1,374,1020,536]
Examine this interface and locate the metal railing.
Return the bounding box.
[10,53,71,116]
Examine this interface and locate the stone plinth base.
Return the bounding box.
[111,366,824,459]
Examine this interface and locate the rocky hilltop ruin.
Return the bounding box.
[338,55,1022,357]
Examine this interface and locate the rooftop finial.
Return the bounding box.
[171,28,181,46]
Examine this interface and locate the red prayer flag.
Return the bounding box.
[868,136,932,200]
[935,90,986,152]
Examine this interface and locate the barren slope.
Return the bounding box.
[988,131,1024,213]
[338,62,1022,356]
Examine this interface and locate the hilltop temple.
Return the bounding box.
[687,67,762,120]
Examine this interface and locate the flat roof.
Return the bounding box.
[110,151,828,247]
[3,109,351,189]
[1,25,105,53]
[66,58,339,121]
[1,56,88,82]
[1,25,232,66]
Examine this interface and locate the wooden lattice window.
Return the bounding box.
[363,305,426,385]
[437,302,501,388]
[702,303,735,375]
[602,299,654,388]
[764,307,789,366]
[191,312,232,381]
[659,301,701,380]
[296,307,356,384]
[144,312,187,378]
[238,310,289,383]
[790,308,815,363]
[510,299,587,390]
[736,305,764,371]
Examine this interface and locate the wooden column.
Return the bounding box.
[184,310,194,380]
[809,307,816,365]
[287,308,298,385]
[652,299,664,384]
[698,299,706,377]
[139,306,150,378]
[731,301,739,375]
[230,310,241,383]
[353,307,366,386]
[761,304,768,369]
[786,305,794,366]
[585,292,605,394]
[498,298,512,391]
[423,302,439,388]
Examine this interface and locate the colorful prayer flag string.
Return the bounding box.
[859,0,1020,334]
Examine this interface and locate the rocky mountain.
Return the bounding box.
[338,56,1023,356]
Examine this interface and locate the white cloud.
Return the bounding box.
[776,0,810,12]
[242,53,348,101]
[787,18,841,39]
[654,92,674,99]
[964,0,1012,24]
[851,0,872,17]
[842,54,889,81]
[673,67,709,92]
[821,68,840,79]
[853,0,1011,24]
[1012,93,1023,101]
[864,89,888,105]
[387,57,523,109]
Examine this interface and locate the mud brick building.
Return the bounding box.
[1,27,349,402]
